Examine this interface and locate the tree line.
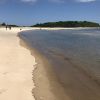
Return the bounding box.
[0,22,18,27]
[33,21,100,27]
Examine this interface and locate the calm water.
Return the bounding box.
[20,29,100,100]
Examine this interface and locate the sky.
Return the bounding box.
[0,0,100,26]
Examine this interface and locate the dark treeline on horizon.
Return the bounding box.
[0,22,18,27]
[0,21,100,27]
[33,21,100,27]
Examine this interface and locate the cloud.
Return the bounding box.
[48,0,97,3]
[0,0,38,4]
[49,0,65,3]
[21,0,37,3]
[76,0,96,2]
[0,0,97,4]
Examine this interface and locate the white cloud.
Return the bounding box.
[0,0,97,4]
[49,0,97,3]
[21,0,37,3]
[49,0,65,3]
[76,0,96,2]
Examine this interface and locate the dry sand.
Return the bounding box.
[0,27,36,100]
[0,27,75,100]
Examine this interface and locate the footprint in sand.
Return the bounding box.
[2,72,8,75]
[0,89,7,94]
[0,72,8,75]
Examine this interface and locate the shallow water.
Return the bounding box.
[20,29,100,100]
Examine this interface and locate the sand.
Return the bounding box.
[19,40,70,100]
[0,27,36,100]
[0,27,78,100]
[0,26,99,100]
[18,30,71,100]
[19,28,100,100]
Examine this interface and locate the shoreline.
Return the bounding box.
[18,28,100,100]
[1,27,100,100]
[32,27,100,30]
[18,32,70,100]
[1,26,99,31]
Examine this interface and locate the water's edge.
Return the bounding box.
[18,32,69,100]
[18,29,100,100]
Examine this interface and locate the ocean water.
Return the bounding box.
[20,29,100,100]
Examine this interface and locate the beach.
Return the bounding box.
[0,27,64,100]
[19,29,69,100]
[0,0,100,99]
[19,28,100,100]
[0,27,36,100]
[0,27,100,100]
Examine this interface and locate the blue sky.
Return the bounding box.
[0,0,100,25]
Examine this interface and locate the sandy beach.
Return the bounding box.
[0,27,36,100]
[19,28,100,100]
[1,27,100,100]
[0,27,65,100]
[0,0,99,99]
[18,30,68,100]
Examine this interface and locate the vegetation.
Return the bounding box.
[1,22,6,26]
[0,22,18,27]
[33,21,100,27]
[8,25,18,27]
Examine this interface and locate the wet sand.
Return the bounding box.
[19,29,100,100]
[19,36,70,100]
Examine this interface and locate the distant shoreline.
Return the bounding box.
[32,27,100,30]
[0,26,100,31]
